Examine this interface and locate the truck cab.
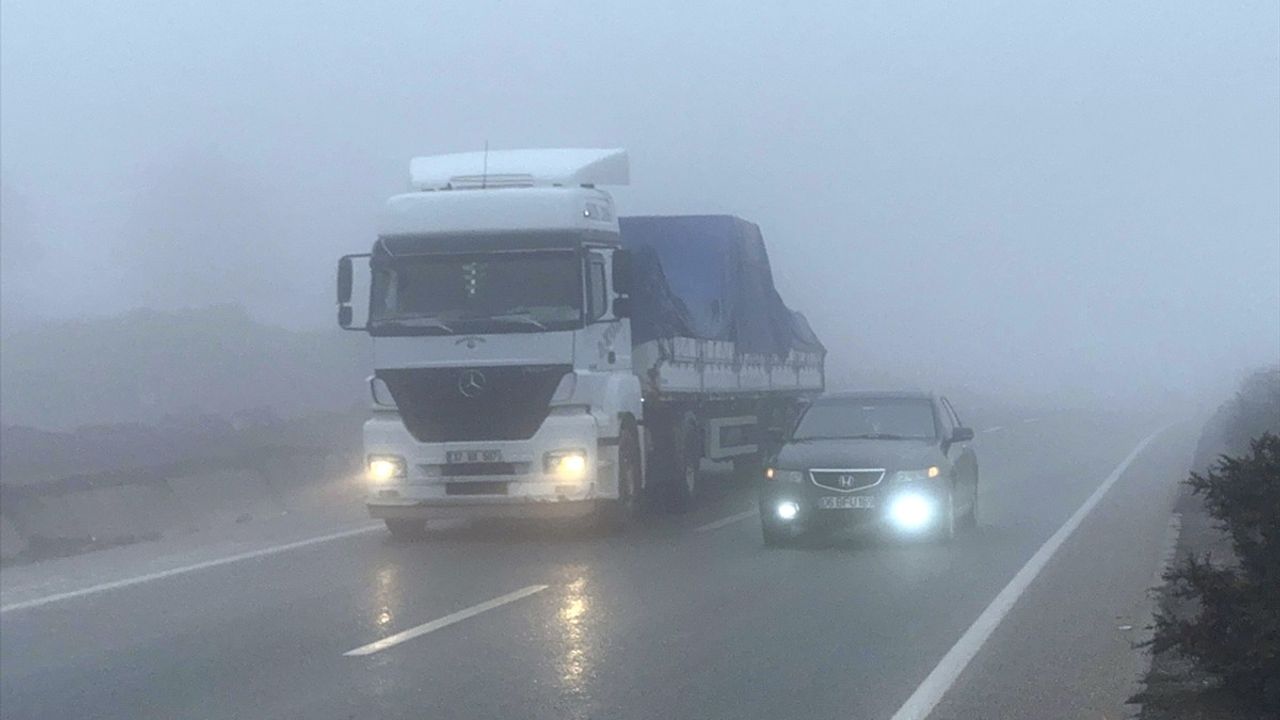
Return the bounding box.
[338,149,644,536]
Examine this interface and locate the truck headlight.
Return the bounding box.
[765,468,805,483]
[893,466,941,483]
[367,455,407,483]
[544,449,588,480]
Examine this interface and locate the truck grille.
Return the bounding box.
[810,469,885,493]
[377,365,571,443]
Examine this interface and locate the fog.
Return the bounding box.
[2,0,1278,424]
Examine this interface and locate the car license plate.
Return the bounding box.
[819,495,875,510]
[446,449,503,463]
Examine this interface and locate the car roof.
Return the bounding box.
[813,390,937,403]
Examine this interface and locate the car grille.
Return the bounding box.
[377,365,570,443]
[810,469,885,493]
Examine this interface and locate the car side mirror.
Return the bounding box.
[612,296,631,319]
[951,427,975,443]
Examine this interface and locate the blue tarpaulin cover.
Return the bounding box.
[618,215,825,356]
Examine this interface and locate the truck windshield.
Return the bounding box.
[369,250,582,335]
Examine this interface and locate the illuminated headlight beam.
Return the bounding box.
[888,493,934,532]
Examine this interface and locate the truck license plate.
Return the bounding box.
[446,450,503,463]
[819,496,875,510]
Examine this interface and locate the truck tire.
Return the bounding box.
[666,412,702,512]
[595,420,642,531]
[733,454,764,483]
[385,518,426,540]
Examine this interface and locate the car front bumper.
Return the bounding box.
[759,476,949,535]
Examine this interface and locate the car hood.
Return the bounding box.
[773,438,944,472]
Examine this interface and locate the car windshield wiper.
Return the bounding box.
[792,433,916,442]
[486,312,548,330]
[376,316,455,333]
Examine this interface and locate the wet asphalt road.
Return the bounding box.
[0,408,1192,720]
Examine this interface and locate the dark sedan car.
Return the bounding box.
[759,391,978,545]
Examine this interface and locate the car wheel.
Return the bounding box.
[762,517,792,547]
[385,518,426,540]
[961,480,979,530]
[933,486,957,542]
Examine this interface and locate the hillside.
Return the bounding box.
[0,305,370,430]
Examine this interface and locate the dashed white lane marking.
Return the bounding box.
[343,585,549,656]
[886,426,1167,720]
[0,525,383,614]
[694,509,757,533]
[983,426,1005,433]
[1022,417,1039,424]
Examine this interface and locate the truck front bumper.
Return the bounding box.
[368,497,599,521]
[361,410,617,521]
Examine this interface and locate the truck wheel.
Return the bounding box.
[667,412,702,512]
[596,421,641,531]
[385,519,426,540]
[734,454,764,483]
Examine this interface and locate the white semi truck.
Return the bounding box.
[337,149,824,536]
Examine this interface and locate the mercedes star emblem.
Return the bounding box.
[458,370,487,398]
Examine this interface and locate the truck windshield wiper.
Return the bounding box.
[486,313,548,330]
[377,316,455,333]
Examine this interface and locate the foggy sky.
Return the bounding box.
[2,0,1278,406]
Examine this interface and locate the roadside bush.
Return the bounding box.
[1153,433,1280,712]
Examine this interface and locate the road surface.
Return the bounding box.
[0,408,1192,720]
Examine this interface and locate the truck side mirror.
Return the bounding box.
[336,253,370,330]
[612,296,631,319]
[338,256,354,304]
[611,249,631,295]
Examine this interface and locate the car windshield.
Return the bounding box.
[792,398,938,441]
[369,251,582,334]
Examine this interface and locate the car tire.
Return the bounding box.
[933,486,958,543]
[385,518,426,540]
[961,480,979,530]
[762,517,792,547]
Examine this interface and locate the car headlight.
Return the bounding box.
[765,468,805,483]
[893,466,941,483]
[367,455,407,483]
[544,449,589,480]
[888,492,935,531]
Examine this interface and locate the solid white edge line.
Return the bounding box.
[887,425,1167,720]
[695,509,757,533]
[0,524,383,614]
[344,584,550,656]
